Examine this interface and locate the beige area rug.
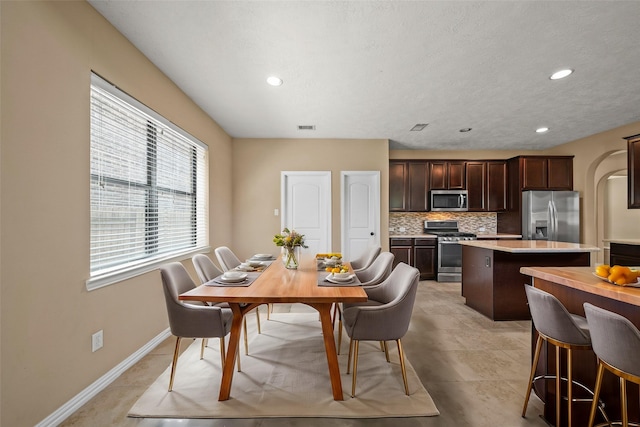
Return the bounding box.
[129,307,439,419]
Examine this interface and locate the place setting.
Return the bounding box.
[206,271,256,287]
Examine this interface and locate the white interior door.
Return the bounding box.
[281,171,331,256]
[341,171,380,261]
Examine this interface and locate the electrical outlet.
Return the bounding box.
[92,330,103,352]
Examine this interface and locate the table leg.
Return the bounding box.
[308,302,344,401]
[218,303,256,401]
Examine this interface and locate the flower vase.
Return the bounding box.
[283,246,300,269]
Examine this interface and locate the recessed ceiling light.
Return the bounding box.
[550,69,573,80]
[266,76,283,86]
[297,125,315,130]
[459,128,472,133]
[536,127,549,133]
[410,124,428,131]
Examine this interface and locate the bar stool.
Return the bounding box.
[584,303,640,427]
[523,286,608,427]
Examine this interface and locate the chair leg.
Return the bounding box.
[621,377,628,427]
[383,341,390,362]
[556,345,561,427]
[567,348,573,427]
[347,338,354,374]
[168,337,182,392]
[243,318,249,355]
[379,341,385,352]
[200,338,207,359]
[522,335,543,417]
[588,362,605,427]
[219,337,226,369]
[255,307,262,334]
[236,339,242,373]
[337,316,343,355]
[397,339,409,395]
[351,340,360,397]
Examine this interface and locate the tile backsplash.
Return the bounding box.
[389,212,497,234]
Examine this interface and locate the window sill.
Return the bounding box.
[85,246,211,291]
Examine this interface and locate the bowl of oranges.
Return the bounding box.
[594,264,640,287]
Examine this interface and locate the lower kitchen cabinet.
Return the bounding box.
[414,238,436,280]
[390,238,412,266]
[610,242,640,266]
[390,237,436,280]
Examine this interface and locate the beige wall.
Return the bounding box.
[546,121,640,248]
[231,138,390,258]
[0,2,232,425]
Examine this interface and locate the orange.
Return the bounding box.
[331,267,340,273]
[595,265,610,278]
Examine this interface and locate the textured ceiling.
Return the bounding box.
[88,1,640,150]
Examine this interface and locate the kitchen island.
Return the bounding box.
[459,240,599,320]
[520,266,640,426]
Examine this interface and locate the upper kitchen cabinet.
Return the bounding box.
[466,161,507,212]
[389,160,429,212]
[625,134,640,209]
[429,161,466,190]
[487,161,508,211]
[389,161,408,211]
[466,162,486,211]
[520,156,573,190]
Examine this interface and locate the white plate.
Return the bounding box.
[592,272,640,288]
[253,254,272,259]
[326,274,355,283]
[220,273,248,282]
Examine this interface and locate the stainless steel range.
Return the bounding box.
[424,220,476,282]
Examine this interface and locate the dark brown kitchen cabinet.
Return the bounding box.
[389,161,430,212]
[466,161,507,212]
[407,162,429,211]
[390,238,412,267]
[414,238,437,280]
[521,156,573,190]
[625,134,640,209]
[610,242,640,266]
[466,162,486,211]
[390,237,436,280]
[389,161,408,211]
[429,161,466,190]
[486,161,508,211]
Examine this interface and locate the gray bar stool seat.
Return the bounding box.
[584,303,640,427]
[523,286,609,427]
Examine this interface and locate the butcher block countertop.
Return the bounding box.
[520,266,640,310]
[459,239,600,253]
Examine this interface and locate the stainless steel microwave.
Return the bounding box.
[430,190,468,211]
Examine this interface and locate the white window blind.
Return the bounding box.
[88,73,208,290]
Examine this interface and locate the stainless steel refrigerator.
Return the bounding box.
[522,191,580,243]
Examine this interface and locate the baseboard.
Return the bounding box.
[35,328,172,427]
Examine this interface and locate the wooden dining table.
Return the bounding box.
[179,254,368,401]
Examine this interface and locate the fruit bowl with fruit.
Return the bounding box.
[594,264,640,287]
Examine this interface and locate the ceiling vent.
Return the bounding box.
[297,125,316,130]
[410,124,428,131]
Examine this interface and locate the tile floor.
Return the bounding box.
[60,281,550,427]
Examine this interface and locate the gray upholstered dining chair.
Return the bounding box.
[349,245,381,273]
[584,303,640,427]
[159,262,233,392]
[214,246,264,330]
[192,253,253,356]
[342,262,420,397]
[354,251,394,288]
[335,251,395,354]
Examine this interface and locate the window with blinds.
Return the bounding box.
[88,73,208,290]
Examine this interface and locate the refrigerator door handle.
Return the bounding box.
[550,200,558,241]
[547,200,554,240]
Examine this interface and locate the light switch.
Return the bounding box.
[274,209,279,216]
